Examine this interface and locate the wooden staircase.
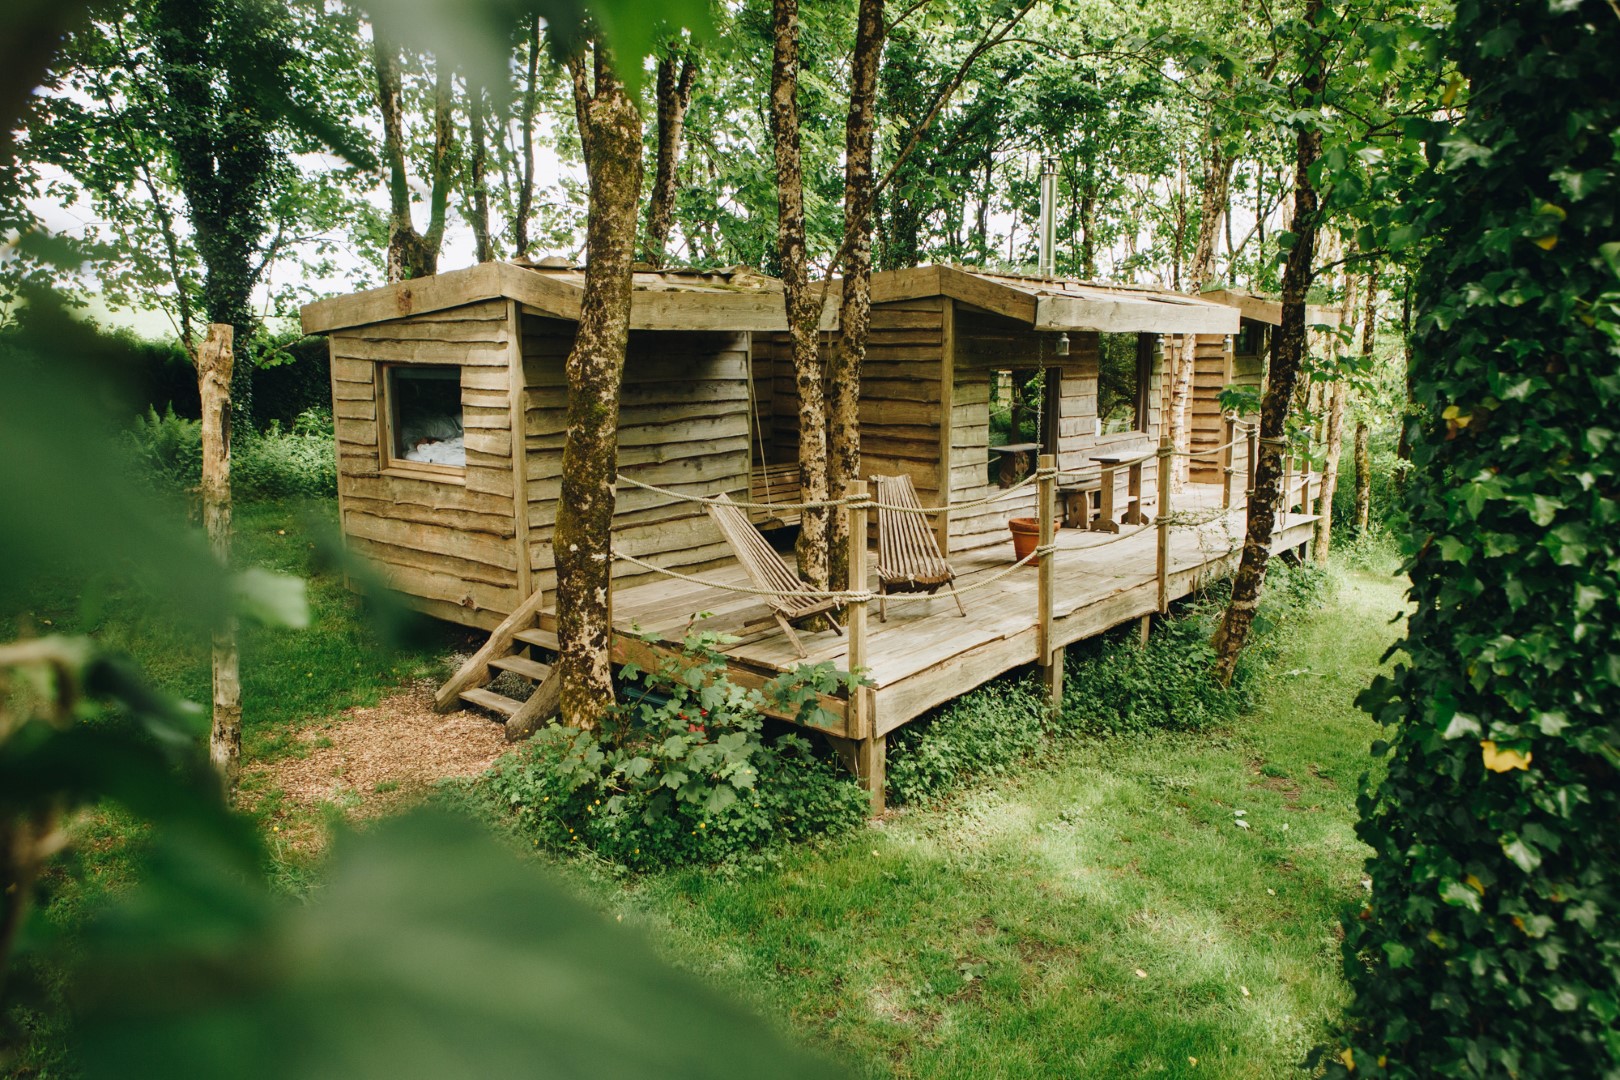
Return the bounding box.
[434,589,563,739]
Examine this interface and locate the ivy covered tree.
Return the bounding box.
[1331,1,1620,1075]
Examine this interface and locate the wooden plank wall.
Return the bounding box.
[522,319,750,592]
[1187,333,1233,484]
[947,316,1163,552]
[329,299,521,629]
[860,297,947,507]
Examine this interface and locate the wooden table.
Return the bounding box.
[989,443,1041,488]
[1090,452,1150,533]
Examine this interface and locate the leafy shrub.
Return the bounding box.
[487,632,868,870]
[121,405,336,500]
[233,408,337,499]
[886,679,1052,805]
[886,560,1331,805]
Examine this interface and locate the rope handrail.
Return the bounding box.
[611,550,876,603]
[865,468,1045,514]
[616,473,853,512]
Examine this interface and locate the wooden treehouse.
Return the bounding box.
[301,262,1324,809]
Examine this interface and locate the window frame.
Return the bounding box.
[376,362,468,484]
[1095,332,1151,438]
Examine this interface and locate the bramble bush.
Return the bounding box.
[1328,3,1620,1076]
[885,560,1330,805]
[487,632,869,870]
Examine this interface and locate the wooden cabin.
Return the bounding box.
[300,260,833,630]
[750,265,1241,550]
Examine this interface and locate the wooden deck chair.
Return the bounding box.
[872,473,966,623]
[705,493,843,658]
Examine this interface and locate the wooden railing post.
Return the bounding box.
[1037,454,1062,708]
[1220,415,1236,509]
[845,480,882,812]
[1156,435,1173,614]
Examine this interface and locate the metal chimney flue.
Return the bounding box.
[1037,157,1058,278]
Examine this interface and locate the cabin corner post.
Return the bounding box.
[845,480,883,811]
[1156,435,1173,614]
[1037,454,1063,708]
[505,299,534,602]
[935,298,956,556]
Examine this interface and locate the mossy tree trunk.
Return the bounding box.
[1353,267,1377,532]
[1314,265,1361,562]
[643,46,696,268]
[197,323,241,799]
[769,0,830,590]
[375,36,454,282]
[554,46,643,729]
[827,0,884,592]
[1212,31,1324,686]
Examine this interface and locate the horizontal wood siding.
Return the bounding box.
[330,298,521,628]
[523,320,750,593]
[1187,333,1233,484]
[861,297,946,507]
[948,316,1163,551]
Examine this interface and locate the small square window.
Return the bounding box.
[1234,322,1268,358]
[385,365,465,471]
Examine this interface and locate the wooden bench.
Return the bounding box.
[1056,476,1102,529]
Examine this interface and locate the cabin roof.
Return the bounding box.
[865,264,1242,335]
[1200,288,1338,327]
[300,260,826,335]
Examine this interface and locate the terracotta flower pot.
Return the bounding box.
[1008,516,1045,562]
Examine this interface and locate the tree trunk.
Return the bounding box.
[826,0,885,593]
[770,0,831,589]
[197,323,241,799]
[468,81,494,263]
[1313,264,1361,561]
[644,48,697,267]
[375,41,453,281]
[1211,46,1324,686]
[1354,266,1377,531]
[514,16,540,257]
[554,48,643,729]
[1166,144,1235,490]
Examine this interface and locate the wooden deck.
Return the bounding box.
[594,482,1316,744]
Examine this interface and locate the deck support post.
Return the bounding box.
[1036,454,1062,711]
[1220,415,1236,509]
[845,480,882,812]
[1155,436,1173,614]
[1137,614,1151,647]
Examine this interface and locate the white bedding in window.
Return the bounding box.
[404,433,465,466]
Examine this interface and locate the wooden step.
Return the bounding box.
[458,687,523,718]
[513,628,559,651]
[490,654,552,681]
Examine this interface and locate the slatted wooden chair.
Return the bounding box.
[706,493,843,658]
[872,473,966,623]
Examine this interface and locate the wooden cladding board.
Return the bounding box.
[860,299,947,508]
[1187,333,1232,484]
[329,299,521,628]
[947,318,1164,551]
[522,319,750,594]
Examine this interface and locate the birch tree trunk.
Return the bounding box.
[1167,143,1235,489]
[827,0,884,592]
[1354,265,1378,531]
[1314,265,1360,561]
[770,0,831,590]
[1212,50,1324,686]
[554,48,643,729]
[643,48,697,267]
[198,323,241,799]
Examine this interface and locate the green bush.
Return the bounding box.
[886,559,1331,806]
[486,633,869,870]
[233,408,337,500]
[121,405,336,500]
[885,679,1052,805]
[1330,427,1408,534]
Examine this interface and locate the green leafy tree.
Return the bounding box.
[1330,1,1620,1075]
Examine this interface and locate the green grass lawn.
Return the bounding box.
[526,570,1405,1079]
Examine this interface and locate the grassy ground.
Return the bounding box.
[522,570,1405,1079]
